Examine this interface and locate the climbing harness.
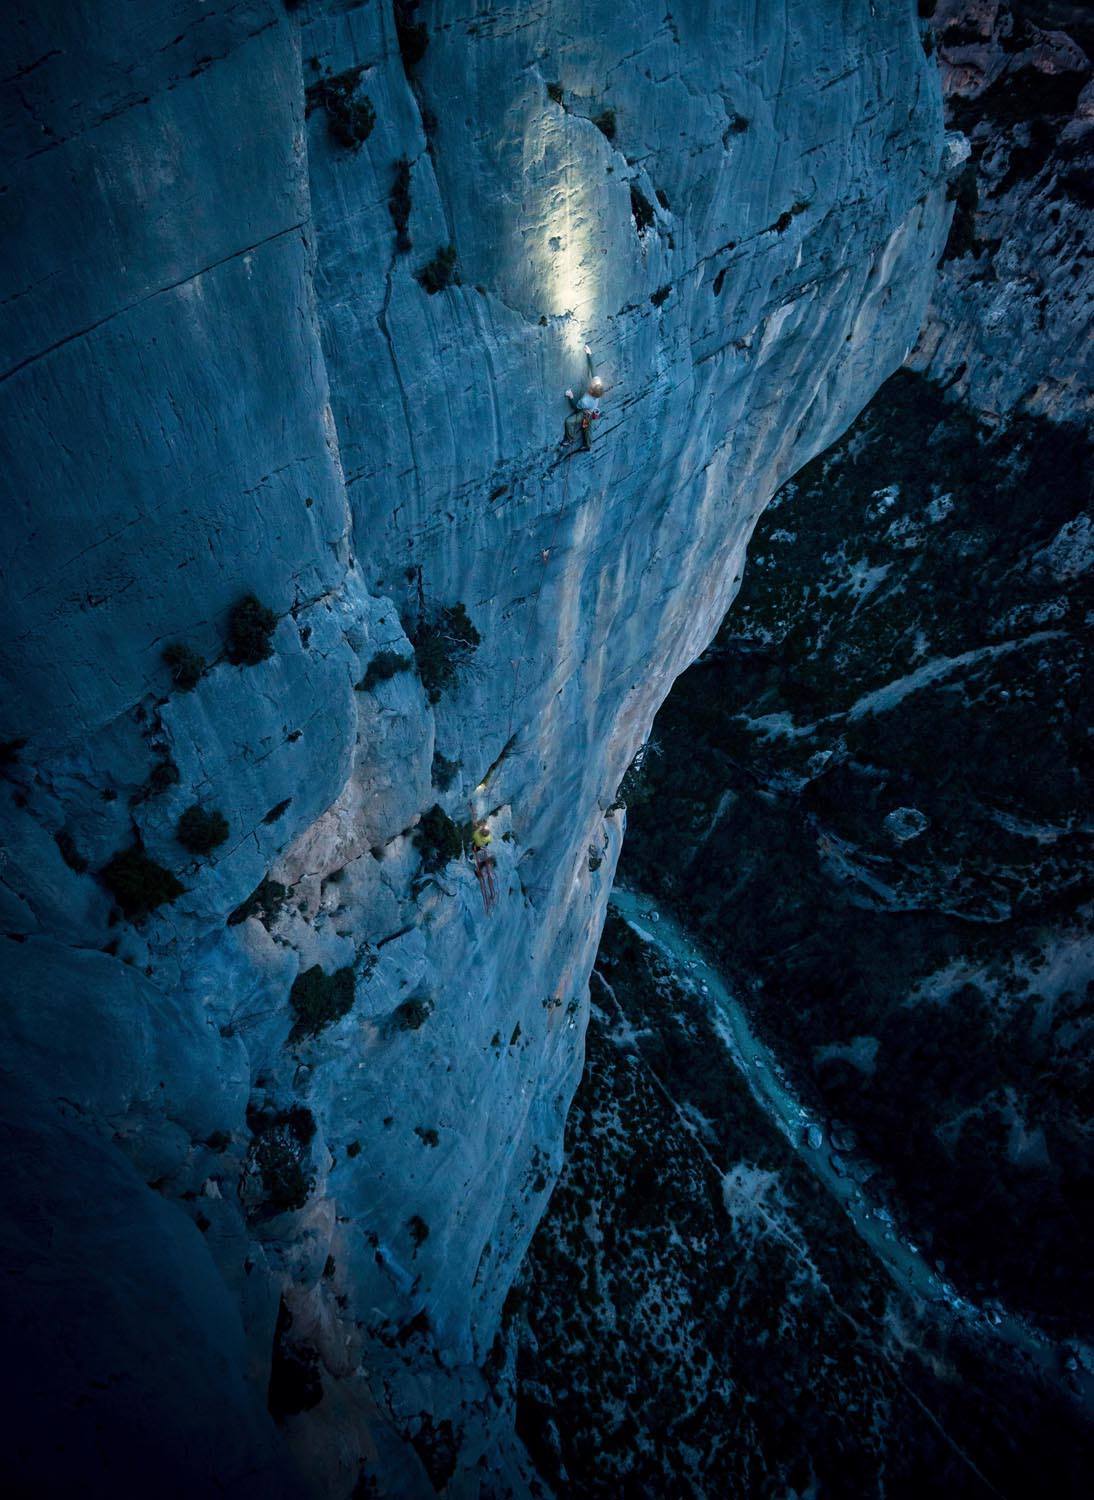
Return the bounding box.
[468,800,499,915]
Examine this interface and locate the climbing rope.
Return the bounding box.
[504,451,575,743]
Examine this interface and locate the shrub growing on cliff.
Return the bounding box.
[227,594,278,665]
[227,875,286,927]
[100,845,185,919]
[177,803,230,855]
[357,649,413,693]
[413,803,464,871]
[431,750,460,790]
[306,65,376,150]
[593,107,616,141]
[392,992,434,1031]
[245,1105,316,1217]
[410,602,480,701]
[162,641,205,691]
[630,185,655,234]
[288,963,355,1042]
[415,243,458,295]
[130,756,180,808]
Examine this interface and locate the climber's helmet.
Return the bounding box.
[588,376,604,398]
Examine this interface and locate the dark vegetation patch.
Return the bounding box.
[100,845,185,919]
[130,757,180,807]
[649,284,671,307]
[431,750,460,790]
[162,641,205,691]
[357,649,413,693]
[227,875,287,927]
[618,369,1093,1334]
[392,993,433,1031]
[227,594,277,666]
[305,65,376,150]
[245,1104,316,1218]
[409,1413,459,1491]
[407,1213,430,1247]
[546,80,564,105]
[513,914,1091,1498]
[415,243,458,294]
[773,200,808,234]
[176,804,229,855]
[288,964,355,1042]
[413,803,464,870]
[263,797,292,824]
[592,107,616,141]
[630,184,655,234]
[410,602,480,700]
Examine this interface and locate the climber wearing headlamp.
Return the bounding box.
[562,344,605,451]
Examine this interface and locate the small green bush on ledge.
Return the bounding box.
[630,184,655,234]
[177,804,230,855]
[100,845,185,919]
[289,964,355,1042]
[415,244,458,295]
[411,602,480,702]
[306,66,376,150]
[356,650,413,693]
[245,1105,316,1217]
[413,804,464,871]
[393,993,434,1031]
[227,594,277,666]
[162,641,205,691]
[431,751,461,790]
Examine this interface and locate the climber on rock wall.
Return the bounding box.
[562,344,604,450]
[470,814,499,914]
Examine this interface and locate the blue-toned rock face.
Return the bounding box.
[0,2,949,1491]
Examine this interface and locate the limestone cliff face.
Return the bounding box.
[0,2,950,1492]
[911,0,1092,420]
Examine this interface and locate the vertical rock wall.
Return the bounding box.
[0,2,950,1492]
[910,0,1092,420]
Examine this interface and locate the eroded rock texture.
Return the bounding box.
[910,0,1094,420]
[0,2,949,1492]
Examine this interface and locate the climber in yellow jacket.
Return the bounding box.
[469,814,498,913]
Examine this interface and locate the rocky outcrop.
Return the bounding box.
[910,0,1093,420]
[0,2,950,1491]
